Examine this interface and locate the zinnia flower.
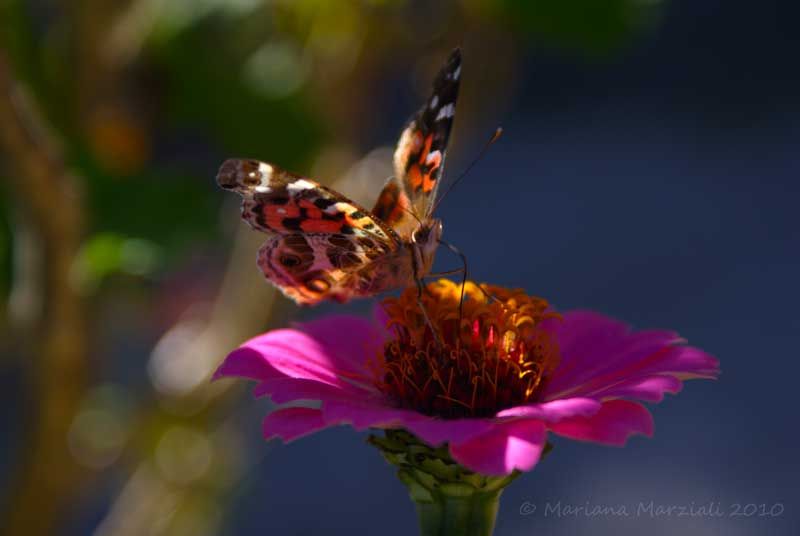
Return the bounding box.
[214,280,719,476]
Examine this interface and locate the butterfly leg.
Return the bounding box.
[424,268,500,302]
[424,267,466,278]
[422,267,465,300]
[416,278,443,346]
[439,240,468,325]
[438,240,501,304]
[474,282,502,304]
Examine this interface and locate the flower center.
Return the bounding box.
[372,279,561,419]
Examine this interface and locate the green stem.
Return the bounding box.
[370,430,530,536]
[414,487,502,536]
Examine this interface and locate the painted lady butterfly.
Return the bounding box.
[217,49,461,305]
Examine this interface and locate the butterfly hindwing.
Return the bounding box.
[257,232,397,304]
[370,176,417,239]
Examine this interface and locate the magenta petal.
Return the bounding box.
[546,311,632,376]
[495,398,601,421]
[545,311,675,394]
[213,331,343,385]
[551,345,719,401]
[403,418,494,447]
[253,377,374,404]
[449,419,548,476]
[297,315,386,375]
[322,398,426,430]
[543,311,719,401]
[585,375,683,402]
[549,400,654,445]
[324,396,494,445]
[214,315,384,394]
[262,407,329,442]
[213,345,277,382]
[663,347,720,378]
[372,302,391,331]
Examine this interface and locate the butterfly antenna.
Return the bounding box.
[373,177,422,224]
[432,127,503,214]
[401,202,422,225]
[439,239,468,333]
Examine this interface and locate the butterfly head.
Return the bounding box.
[411,219,443,277]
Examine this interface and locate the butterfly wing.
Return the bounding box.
[256,232,400,304]
[370,175,417,239]
[217,158,403,304]
[374,48,461,235]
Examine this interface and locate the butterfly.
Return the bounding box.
[217,49,461,305]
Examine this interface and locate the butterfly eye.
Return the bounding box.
[413,228,429,243]
[280,254,302,267]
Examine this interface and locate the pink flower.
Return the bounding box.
[214,280,719,476]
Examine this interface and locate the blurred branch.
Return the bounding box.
[94,223,284,535]
[0,51,89,535]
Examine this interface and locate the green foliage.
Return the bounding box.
[499,0,660,54]
[152,18,324,167]
[79,161,221,259]
[73,232,162,290]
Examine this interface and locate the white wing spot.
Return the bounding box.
[430,95,439,109]
[287,179,315,193]
[332,202,355,214]
[426,150,442,164]
[255,163,274,192]
[452,66,461,80]
[436,103,454,121]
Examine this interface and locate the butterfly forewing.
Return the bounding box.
[389,48,461,221]
[218,158,398,243]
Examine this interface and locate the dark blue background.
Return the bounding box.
[228,1,799,535]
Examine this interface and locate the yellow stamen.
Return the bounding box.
[373,279,561,419]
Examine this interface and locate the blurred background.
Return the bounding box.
[0,0,798,535]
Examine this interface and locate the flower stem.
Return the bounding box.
[369,429,528,536]
[413,486,502,536]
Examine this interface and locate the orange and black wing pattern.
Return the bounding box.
[384,48,461,227]
[217,158,401,304]
[217,158,397,243]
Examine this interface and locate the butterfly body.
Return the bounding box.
[218,49,460,305]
